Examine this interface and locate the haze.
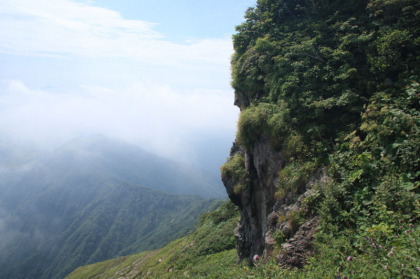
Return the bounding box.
[0,0,254,172]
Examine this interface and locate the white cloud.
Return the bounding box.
[0,80,238,159]
[0,0,239,167]
[0,0,233,66]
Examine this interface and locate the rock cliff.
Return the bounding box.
[222,136,282,262]
[221,101,323,266]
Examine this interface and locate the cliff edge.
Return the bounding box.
[221,1,420,275]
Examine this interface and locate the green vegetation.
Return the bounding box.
[233,0,420,164]
[305,81,420,278]
[237,101,290,149]
[230,0,420,277]
[220,153,249,194]
[66,201,322,279]
[66,202,242,279]
[274,160,318,200]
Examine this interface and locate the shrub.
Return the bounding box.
[288,210,305,235]
[237,101,289,149]
[274,160,318,200]
[221,153,249,194]
[273,230,285,246]
[221,153,247,181]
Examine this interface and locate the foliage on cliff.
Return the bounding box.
[233,0,419,156]
[229,0,420,277]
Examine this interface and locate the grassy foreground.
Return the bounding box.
[66,201,308,279]
[66,198,419,279]
[66,202,245,278]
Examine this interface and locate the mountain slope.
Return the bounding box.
[66,202,242,279]
[41,135,226,198]
[0,136,224,279]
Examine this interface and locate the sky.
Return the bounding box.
[0,0,256,172]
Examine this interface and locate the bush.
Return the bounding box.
[274,160,318,200]
[220,153,249,194]
[273,230,285,246]
[237,101,289,149]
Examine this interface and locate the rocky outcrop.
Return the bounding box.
[276,216,319,269]
[222,95,325,267]
[222,136,283,263]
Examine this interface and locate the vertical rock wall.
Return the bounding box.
[222,136,284,263]
[222,93,323,265]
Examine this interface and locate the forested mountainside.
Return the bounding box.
[67,0,419,278]
[0,136,223,279]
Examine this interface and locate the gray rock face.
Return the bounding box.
[276,217,319,268]
[222,105,324,267]
[222,136,283,263]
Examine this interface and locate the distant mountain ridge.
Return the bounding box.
[39,135,226,198]
[0,136,225,279]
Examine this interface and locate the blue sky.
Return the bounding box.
[87,0,254,42]
[0,0,255,170]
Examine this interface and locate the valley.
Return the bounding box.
[0,136,225,279]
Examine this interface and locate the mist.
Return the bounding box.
[0,79,238,172]
[0,1,249,278]
[0,0,247,173]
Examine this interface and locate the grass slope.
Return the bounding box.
[67,200,420,279]
[66,202,244,279]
